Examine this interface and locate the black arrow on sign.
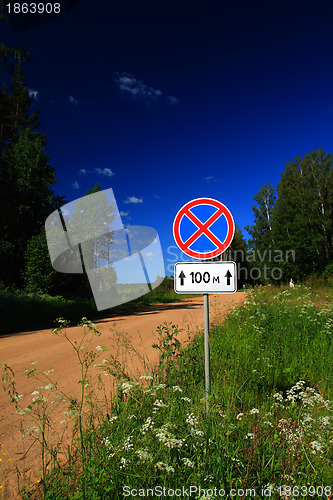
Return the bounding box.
[225,270,232,285]
[179,271,186,286]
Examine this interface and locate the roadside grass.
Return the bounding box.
[0,284,332,499]
[0,282,189,334]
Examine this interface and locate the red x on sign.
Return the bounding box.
[173,198,235,259]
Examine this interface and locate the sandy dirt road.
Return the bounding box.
[0,292,246,497]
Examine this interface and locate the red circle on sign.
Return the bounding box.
[173,198,235,259]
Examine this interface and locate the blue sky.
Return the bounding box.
[3,0,333,277]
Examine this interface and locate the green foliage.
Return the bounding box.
[273,149,333,280]
[226,224,250,287]
[247,150,332,283]
[0,52,38,154]
[85,182,102,195]
[23,228,61,294]
[0,45,65,286]
[245,183,276,283]
[245,182,276,251]
[324,261,333,281]
[152,322,182,382]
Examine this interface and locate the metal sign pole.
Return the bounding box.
[203,292,210,414]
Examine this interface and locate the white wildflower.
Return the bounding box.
[103,437,112,449]
[186,413,198,426]
[122,435,134,451]
[154,383,166,390]
[135,449,153,462]
[172,385,183,392]
[153,399,168,411]
[120,456,130,469]
[319,416,331,427]
[273,392,284,403]
[155,462,175,474]
[13,394,23,401]
[43,369,54,375]
[119,381,139,394]
[16,408,31,415]
[155,423,185,449]
[140,416,154,435]
[181,397,191,403]
[181,457,195,468]
[310,440,325,454]
[44,384,55,390]
[231,457,244,467]
[191,427,204,438]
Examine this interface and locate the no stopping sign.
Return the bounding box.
[173,198,235,260]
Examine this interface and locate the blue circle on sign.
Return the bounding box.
[179,205,228,254]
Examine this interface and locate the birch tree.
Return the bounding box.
[273,148,332,279]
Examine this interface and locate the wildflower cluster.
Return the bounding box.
[100,382,205,481]
[270,381,333,464]
[186,412,204,439]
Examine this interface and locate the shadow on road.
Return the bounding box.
[0,298,202,338]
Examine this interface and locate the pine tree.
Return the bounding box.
[0,44,65,286]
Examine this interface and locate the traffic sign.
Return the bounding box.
[173,198,235,259]
[174,261,237,293]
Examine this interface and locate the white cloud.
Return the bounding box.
[95,168,115,177]
[68,95,79,105]
[28,88,39,101]
[114,73,179,107]
[72,181,79,189]
[204,175,217,182]
[124,196,143,204]
[168,96,179,105]
[115,72,163,103]
[120,211,129,217]
[79,167,115,177]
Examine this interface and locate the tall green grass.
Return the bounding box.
[1,284,332,499]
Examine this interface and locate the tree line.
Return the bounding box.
[1,42,332,296]
[0,43,92,296]
[245,150,332,283]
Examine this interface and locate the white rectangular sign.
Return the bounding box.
[174,261,237,294]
